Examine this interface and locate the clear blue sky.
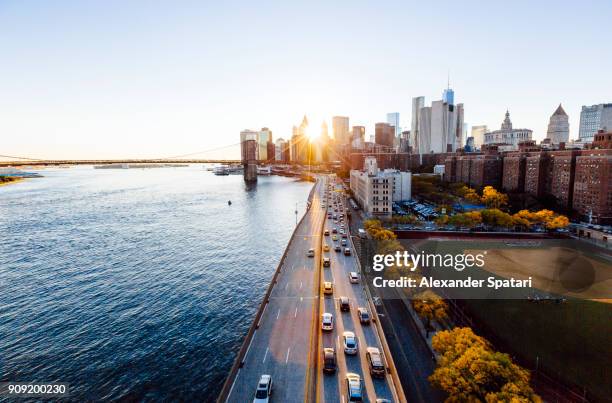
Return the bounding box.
[1,0,610,160]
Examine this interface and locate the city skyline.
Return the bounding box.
[1,0,611,160]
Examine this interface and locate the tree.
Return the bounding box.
[464,187,482,204]
[481,209,514,228]
[545,214,570,229]
[430,327,541,403]
[435,215,450,226]
[481,186,509,209]
[412,290,448,335]
[449,211,482,228]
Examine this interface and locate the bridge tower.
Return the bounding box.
[240,130,258,182]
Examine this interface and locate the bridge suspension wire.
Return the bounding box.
[0,142,242,162]
[155,142,241,160]
[0,154,49,161]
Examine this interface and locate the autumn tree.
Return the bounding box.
[430,327,541,403]
[412,290,448,335]
[481,209,514,228]
[481,186,509,209]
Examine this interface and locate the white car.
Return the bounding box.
[307,248,315,257]
[322,312,334,331]
[346,373,363,401]
[253,374,272,403]
[343,331,358,355]
[349,272,359,283]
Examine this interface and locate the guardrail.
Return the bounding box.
[217,182,319,403]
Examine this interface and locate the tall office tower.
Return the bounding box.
[411,96,425,153]
[546,104,570,144]
[332,116,350,145]
[442,88,454,105]
[400,130,410,152]
[320,121,330,162]
[471,125,488,148]
[430,99,459,153]
[579,103,612,142]
[257,127,272,161]
[290,116,309,164]
[351,126,365,149]
[375,123,395,147]
[275,138,289,162]
[386,112,400,139]
[240,130,259,181]
[455,103,465,150]
[417,106,432,154]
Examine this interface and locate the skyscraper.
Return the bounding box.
[411,96,425,153]
[417,106,432,154]
[386,112,400,141]
[332,116,350,145]
[546,104,570,144]
[579,103,612,142]
[351,126,365,149]
[471,125,488,148]
[257,127,272,162]
[375,123,395,147]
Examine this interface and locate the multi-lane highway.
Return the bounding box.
[222,176,402,402]
[317,180,397,403]
[224,178,327,402]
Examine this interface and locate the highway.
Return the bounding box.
[317,180,397,403]
[224,177,326,403]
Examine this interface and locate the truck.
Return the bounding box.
[358,228,366,239]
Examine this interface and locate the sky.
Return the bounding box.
[1,0,611,160]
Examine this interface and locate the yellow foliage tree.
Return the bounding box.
[412,290,448,334]
[481,186,509,209]
[430,327,541,403]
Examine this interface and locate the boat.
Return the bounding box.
[213,165,230,175]
[257,166,271,176]
[228,200,232,206]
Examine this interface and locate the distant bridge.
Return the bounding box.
[1,159,241,167]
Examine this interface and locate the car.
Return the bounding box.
[334,244,341,252]
[323,348,337,373]
[253,374,273,403]
[349,272,359,283]
[344,248,351,256]
[343,331,358,354]
[332,235,338,241]
[346,373,363,402]
[341,239,347,246]
[327,213,332,219]
[357,307,370,324]
[332,228,337,234]
[375,399,392,403]
[323,281,333,295]
[341,233,348,239]
[340,296,350,311]
[307,248,315,257]
[321,312,334,331]
[324,229,330,236]
[323,257,331,267]
[323,244,330,252]
[366,347,386,378]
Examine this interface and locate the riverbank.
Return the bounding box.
[0,176,24,187]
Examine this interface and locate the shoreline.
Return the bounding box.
[0,178,25,187]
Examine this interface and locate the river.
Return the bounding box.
[0,165,312,401]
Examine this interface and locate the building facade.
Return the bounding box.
[471,125,488,148]
[375,122,395,148]
[332,116,350,145]
[350,156,411,217]
[546,104,570,144]
[484,111,533,150]
[579,103,612,143]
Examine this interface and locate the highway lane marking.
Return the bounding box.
[300,281,303,289]
[227,369,239,399]
[285,282,289,290]
[263,347,269,363]
[277,308,281,319]
[285,347,291,364]
[294,306,298,318]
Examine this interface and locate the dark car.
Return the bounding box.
[323,348,337,373]
[340,296,350,311]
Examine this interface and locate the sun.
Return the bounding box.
[306,125,319,140]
